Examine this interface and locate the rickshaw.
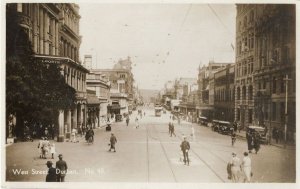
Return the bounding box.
[218,121,233,135]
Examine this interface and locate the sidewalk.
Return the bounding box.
[235,130,295,150]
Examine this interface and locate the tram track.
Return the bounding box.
[173,129,226,182]
[150,124,178,182]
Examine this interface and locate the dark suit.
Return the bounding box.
[180,141,190,164]
[56,159,68,182]
[46,167,57,182]
[109,136,117,151]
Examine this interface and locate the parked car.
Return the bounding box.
[218,121,233,135]
[248,125,269,144]
[211,120,220,132]
[199,116,208,126]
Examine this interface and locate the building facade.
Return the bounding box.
[197,61,229,120]
[9,3,88,141]
[235,5,256,129]
[252,4,296,142]
[87,57,135,118]
[235,5,296,143]
[214,64,235,122]
[86,72,110,127]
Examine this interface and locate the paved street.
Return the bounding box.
[6,108,295,183]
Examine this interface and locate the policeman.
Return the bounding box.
[180,137,190,165]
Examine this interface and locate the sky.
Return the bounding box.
[79,3,236,90]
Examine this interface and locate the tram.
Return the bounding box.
[154,105,163,117]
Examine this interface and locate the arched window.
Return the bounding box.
[237,87,241,100]
[242,86,246,100]
[248,85,253,100]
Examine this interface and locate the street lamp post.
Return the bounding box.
[283,74,291,148]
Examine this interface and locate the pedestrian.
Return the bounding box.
[56,154,68,182]
[253,133,260,154]
[241,152,252,183]
[45,161,57,182]
[229,152,241,183]
[126,116,130,126]
[191,126,195,138]
[170,123,176,137]
[274,128,279,144]
[135,117,139,129]
[233,121,237,132]
[168,122,172,135]
[180,137,190,165]
[144,112,146,117]
[38,137,45,158]
[71,128,77,143]
[246,131,253,153]
[109,133,117,152]
[44,127,49,138]
[231,132,237,146]
[50,143,56,159]
[41,138,50,159]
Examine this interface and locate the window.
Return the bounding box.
[272,102,276,121]
[280,78,285,93]
[280,102,285,121]
[283,46,290,64]
[250,10,254,22]
[263,80,266,89]
[237,87,240,100]
[242,86,246,100]
[248,85,253,100]
[244,16,247,28]
[272,77,277,93]
[248,109,253,123]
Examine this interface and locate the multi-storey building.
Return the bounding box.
[8,3,88,141]
[177,78,198,118]
[235,5,256,129]
[87,57,134,117]
[86,71,110,127]
[214,64,235,122]
[252,4,296,142]
[197,61,229,120]
[235,5,296,143]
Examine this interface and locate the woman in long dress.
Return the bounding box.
[242,152,252,182]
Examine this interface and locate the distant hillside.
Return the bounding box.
[139,89,160,103]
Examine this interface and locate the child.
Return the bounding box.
[50,143,56,159]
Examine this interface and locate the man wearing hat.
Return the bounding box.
[45,161,57,182]
[180,137,190,165]
[56,154,68,182]
[109,133,117,152]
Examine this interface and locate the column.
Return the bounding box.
[39,8,44,54]
[44,11,49,54]
[72,106,77,130]
[83,105,87,128]
[57,110,64,142]
[77,104,82,128]
[55,21,59,55]
[66,109,71,139]
[52,19,55,55]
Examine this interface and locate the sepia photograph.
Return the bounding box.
[1,0,298,188]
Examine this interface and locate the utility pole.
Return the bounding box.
[283,74,291,148]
